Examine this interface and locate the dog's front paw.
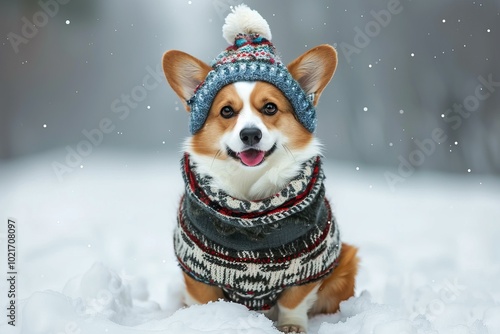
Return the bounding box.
[277,324,306,334]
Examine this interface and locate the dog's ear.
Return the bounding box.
[162,50,212,111]
[287,44,337,106]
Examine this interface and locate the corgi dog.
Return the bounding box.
[162,5,358,334]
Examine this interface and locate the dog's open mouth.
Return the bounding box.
[227,145,276,167]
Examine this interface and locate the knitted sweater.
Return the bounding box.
[174,154,341,311]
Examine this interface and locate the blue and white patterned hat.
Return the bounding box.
[187,5,316,134]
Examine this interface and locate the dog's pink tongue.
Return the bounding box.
[238,149,265,167]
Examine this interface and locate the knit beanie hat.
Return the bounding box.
[187,4,316,134]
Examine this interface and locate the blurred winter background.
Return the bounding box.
[1,1,500,333]
[0,0,499,173]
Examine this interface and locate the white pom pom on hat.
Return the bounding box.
[222,4,272,44]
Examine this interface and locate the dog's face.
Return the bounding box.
[163,45,337,199]
[189,80,314,167]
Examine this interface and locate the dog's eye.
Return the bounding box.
[220,106,235,118]
[262,103,277,116]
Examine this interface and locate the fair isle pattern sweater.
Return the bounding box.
[174,154,341,311]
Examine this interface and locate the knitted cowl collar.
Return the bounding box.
[181,153,325,229]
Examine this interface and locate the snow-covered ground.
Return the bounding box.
[1,150,499,334]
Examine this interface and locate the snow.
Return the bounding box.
[1,150,499,334]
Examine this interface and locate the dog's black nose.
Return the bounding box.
[240,127,262,146]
